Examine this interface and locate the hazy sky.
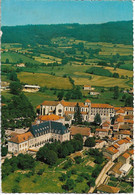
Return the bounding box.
[1,0,133,26]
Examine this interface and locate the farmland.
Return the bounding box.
[1,34,133,109]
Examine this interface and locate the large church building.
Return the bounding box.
[37,99,115,122]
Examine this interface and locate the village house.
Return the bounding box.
[89,91,100,96]
[23,85,40,92]
[108,149,133,178]
[114,130,131,139]
[16,63,26,67]
[1,81,10,91]
[103,137,132,161]
[97,184,120,193]
[94,140,107,149]
[95,128,112,139]
[37,99,115,123]
[69,126,91,142]
[83,85,95,91]
[101,121,111,129]
[8,121,70,154]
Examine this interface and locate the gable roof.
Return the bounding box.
[9,132,33,144]
[91,103,113,108]
[96,128,109,132]
[122,152,130,159]
[97,184,120,193]
[39,114,64,121]
[70,126,91,136]
[110,161,123,175]
[106,146,119,154]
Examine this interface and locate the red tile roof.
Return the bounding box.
[122,152,130,159]
[9,132,33,144]
[39,114,64,121]
[70,126,91,136]
[91,103,113,108]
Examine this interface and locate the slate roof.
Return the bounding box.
[29,121,68,137]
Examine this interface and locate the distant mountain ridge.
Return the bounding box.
[1,20,133,45]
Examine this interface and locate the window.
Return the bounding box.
[58,109,62,113]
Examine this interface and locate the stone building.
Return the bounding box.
[8,121,70,154]
[37,99,115,122]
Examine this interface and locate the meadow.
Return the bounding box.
[17,72,73,89]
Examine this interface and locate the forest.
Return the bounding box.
[2,21,133,45]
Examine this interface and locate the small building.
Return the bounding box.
[1,82,10,91]
[103,146,119,161]
[89,91,100,96]
[94,140,107,149]
[83,85,95,91]
[95,128,112,139]
[119,163,132,177]
[108,161,123,178]
[70,126,91,142]
[97,184,120,193]
[23,85,40,92]
[16,63,26,67]
[101,121,111,129]
[118,152,130,164]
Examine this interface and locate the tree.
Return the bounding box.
[8,71,19,81]
[17,154,35,170]
[45,150,58,165]
[74,103,82,124]
[9,81,22,95]
[74,156,82,164]
[94,113,101,125]
[113,73,119,78]
[1,147,8,157]
[125,96,133,107]
[113,86,119,99]
[57,90,64,101]
[73,134,83,144]
[65,92,71,101]
[63,179,76,191]
[84,137,96,147]
[6,58,9,64]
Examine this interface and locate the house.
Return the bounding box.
[1,82,10,91]
[37,99,115,123]
[70,126,91,142]
[103,146,119,161]
[16,63,26,67]
[101,121,111,129]
[97,184,120,193]
[119,163,132,177]
[83,85,95,91]
[114,130,131,139]
[94,140,107,149]
[118,152,130,164]
[95,128,112,139]
[103,137,132,161]
[108,161,123,177]
[23,85,40,92]
[8,121,70,154]
[89,91,100,96]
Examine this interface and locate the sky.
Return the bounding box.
[1,0,133,26]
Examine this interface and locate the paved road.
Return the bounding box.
[88,160,114,193]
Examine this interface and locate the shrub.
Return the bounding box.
[76,176,84,183]
[74,156,82,164]
[59,173,67,181]
[37,168,44,175]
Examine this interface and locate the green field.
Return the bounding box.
[1,52,40,64]
[18,72,73,89]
